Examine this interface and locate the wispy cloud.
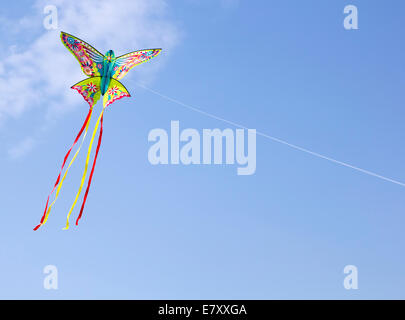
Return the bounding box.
[7,137,37,159]
[0,0,180,124]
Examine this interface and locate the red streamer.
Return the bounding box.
[34,108,93,231]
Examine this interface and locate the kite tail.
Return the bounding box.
[34,107,93,231]
[37,108,94,229]
[64,104,106,230]
[76,113,103,226]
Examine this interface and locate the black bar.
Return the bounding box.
[0,300,403,318]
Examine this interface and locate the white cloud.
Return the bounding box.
[0,0,180,124]
[8,137,37,159]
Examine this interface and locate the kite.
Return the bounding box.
[34,31,161,230]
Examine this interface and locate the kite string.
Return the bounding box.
[76,113,104,226]
[136,82,405,188]
[64,104,106,230]
[34,107,93,231]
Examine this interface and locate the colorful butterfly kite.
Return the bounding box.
[34,31,161,230]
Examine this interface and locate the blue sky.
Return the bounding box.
[0,0,405,299]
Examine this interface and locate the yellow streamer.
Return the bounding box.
[63,105,106,230]
[42,108,93,226]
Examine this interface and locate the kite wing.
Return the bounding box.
[71,77,102,107]
[103,78,130,108]
[61,31,104,77]
[112,49,161,80]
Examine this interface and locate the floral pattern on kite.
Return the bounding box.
[113,49,161,80]
[61,33,104,77]
[71,78,102,108]
[103,80,130,108]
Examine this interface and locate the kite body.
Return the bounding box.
[34,32,161,230]
[100,50,115,95]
